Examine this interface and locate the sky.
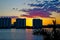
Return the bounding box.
[0,0,31,16]
[0,0,60,26]
[0,0,42,16]
[0,0,60,16]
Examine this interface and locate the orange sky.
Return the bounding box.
[11,17,57,27]
[11,12,60,27]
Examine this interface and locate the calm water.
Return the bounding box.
[0,29,44,40]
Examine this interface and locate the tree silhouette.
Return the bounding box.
[52,20,56,40]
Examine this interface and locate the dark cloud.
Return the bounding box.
[21,8,51,18]
[28,4,44,7]
[12,8,18,11]
[18,0,60,18]
[28,0,60,12]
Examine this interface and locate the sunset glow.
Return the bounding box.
[11,17,56,26]
[0,0,60,27]
[11,18,16,24]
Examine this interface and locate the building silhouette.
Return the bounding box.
[14,18,26,28]
[33,19,42,28]
[0,17,11,28]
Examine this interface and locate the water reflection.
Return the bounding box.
[11,29,26,40]
[0,29,43,40]
[0,29,12,40]
[26,29,33,40]
[26,29,43,40]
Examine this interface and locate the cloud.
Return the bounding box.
[12,8,18,11]
[12,0,60,18]
[28,4,44,7]
[28,0,60,12]
[21,0,60,18]
[21,8,51,18]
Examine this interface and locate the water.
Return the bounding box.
[0,29,44,40]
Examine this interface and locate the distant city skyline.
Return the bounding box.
[0,17,55,28]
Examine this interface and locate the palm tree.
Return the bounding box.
[52,20,56,39]
[52,20,56,32]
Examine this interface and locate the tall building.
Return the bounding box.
[14,18,26,28]
[0,17,11,28]
[33,19,42,28]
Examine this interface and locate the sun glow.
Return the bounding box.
[11,18,16,24]
[26,18,33,27]
[11,17,55,26]
[50,12,60,24]
[42,18,55,25]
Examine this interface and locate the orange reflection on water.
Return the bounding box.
[26,29,33,40]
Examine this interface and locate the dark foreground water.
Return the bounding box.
[0,29,43,40]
